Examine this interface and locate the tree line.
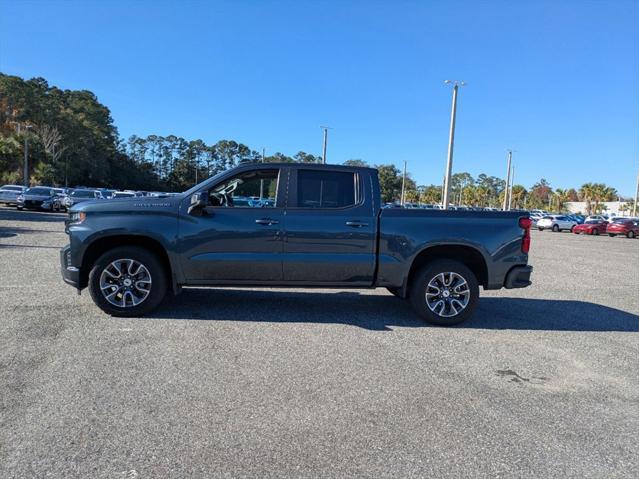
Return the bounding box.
[0,73,627,215]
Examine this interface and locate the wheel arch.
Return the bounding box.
[80,234,174,291]
[404,244,489,298]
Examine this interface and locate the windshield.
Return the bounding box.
[613,219,630,224]
[1,186,23,192]
[26,187,52,195]
[71,190,96,198]
[584,220,600,224]
[113,192,135,198]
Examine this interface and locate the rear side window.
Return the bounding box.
[296,170,356,208]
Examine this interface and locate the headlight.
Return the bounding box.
[68,212,86,224]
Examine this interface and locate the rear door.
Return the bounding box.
[178,167,286,282]
[282,167,376,285]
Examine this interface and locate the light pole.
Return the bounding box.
[502,150,513,211]
[23,124,33,187]
[508,164,514,210]
[320,126,330,164]
[442,80,465,209]
[401,160,407,206]
[633,173,638,217]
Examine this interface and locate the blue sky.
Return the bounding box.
[1,0,638,195]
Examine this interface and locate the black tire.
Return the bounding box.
[552,224,559,232]
[570,225,575,233]
[592,228,599,236]
[608,233,616,237]
[17,206,23,210]
[386,287,403,298]
[628,231,635,239]
[409,260,479,326]
[538,228,544,231]
[88,246,167,317]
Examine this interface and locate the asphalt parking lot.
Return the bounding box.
[1,206,638,478]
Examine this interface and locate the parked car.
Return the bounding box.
[64,189,104,208]
[111,191,138,199]
[61,163,533,326]
[565,214,585,224]
[0,185,26,205]
[606,218,639,238]
[529,213,544,225]
[572,219,607,235]
[536,215,578,232]
[16,187,64,211]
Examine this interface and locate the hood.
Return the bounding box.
[69,194,184,214]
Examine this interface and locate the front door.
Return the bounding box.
[179,168,285,282]
[282,168,376,285]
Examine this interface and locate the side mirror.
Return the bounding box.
[188,191,209,215]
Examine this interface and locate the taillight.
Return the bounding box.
[519,217,531,253]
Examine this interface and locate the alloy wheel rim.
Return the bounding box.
[99,259,152,308]
[425,272,470,317]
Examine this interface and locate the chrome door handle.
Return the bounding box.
[346,221,368,227]
[256,218,279,225]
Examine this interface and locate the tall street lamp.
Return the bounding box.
[502,149,514,211]
[320,126,331,164]
[23,124,33,187]
[442,80,465,209]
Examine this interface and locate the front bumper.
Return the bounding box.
[60,244,80,288]
[504,265,533,289]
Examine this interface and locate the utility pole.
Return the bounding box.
[502,150,513,211]
[633,173,638,217]
[401,160,407,206]
[508,165,514,210]
[320,126,330,164]
[23,124,33,187]
[442,80,465,209]
[260,148,266,199]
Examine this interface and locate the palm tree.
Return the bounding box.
[579,183,595,215]
[554,188,571,212]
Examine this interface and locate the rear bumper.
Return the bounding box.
[504,265,533,289]
[60,244,80,288]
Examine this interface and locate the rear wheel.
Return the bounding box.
[609,233,616,237]
[409,260,479,326]
[628,231,635,239]
[88,246,167,317]
[538,228,544,231]
[552,224,559,232]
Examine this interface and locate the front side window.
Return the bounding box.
[208,169,279,208]
[296,170,356,208]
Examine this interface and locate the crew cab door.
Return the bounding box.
[178,167,286,282]
[282,167,376,285]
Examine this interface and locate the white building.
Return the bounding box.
[564,201,634,216]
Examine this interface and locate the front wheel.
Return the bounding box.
[552,225,559,232]
[628,231,636,239]
[88,246,167,317]
[409,260,479,326]
[608,233,616,237]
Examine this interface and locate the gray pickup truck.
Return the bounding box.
[61,163,532,325]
